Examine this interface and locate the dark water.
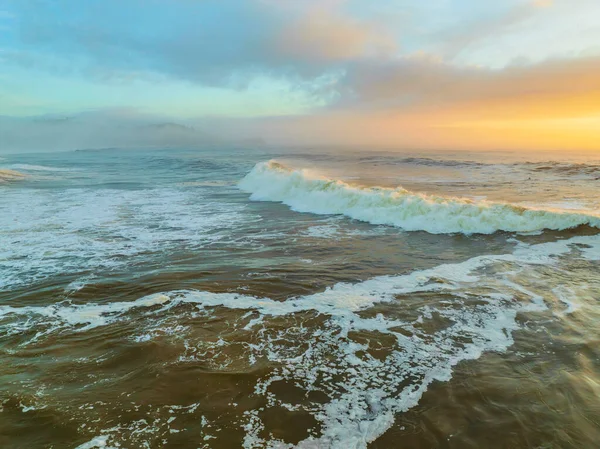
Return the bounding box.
[1,148,599,448]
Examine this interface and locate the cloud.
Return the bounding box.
[7,0,600,102]
[431,2,544,60]
[275,6,396,63]
[9,0,395,88]
[3,0,600,151]
[435,0,600,67]
[335,54,600,118]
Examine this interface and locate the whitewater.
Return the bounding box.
[239,160,600,235]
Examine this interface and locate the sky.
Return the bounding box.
[1,0,600,151]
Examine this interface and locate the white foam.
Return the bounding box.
[239,161,600,235]
[75,436,115,449]
[0,187,251,291]
[0,293,172,336]
[304,224,340,239]
[551,286,581,315]
[3,234,598,448]
[9,164,75,172]
[521,199,593,213]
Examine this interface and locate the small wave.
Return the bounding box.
[0,169,26,183]
[359,156,600,178]
[396,156,484,168]
[355,155,487,169]
[238,161,600,235]
[9,164,74,172]
[523,161,600,177]
[0,294,172,333]
[177,180,235,187]
[403,158,600,177]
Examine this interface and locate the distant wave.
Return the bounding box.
[239,161,600,235]
[358,155,600,177]
[361,156,485,169]
[0,169,26,183]
[9,164,74,172]
[523,161,600,177]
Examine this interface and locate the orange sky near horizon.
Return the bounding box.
[254,72,600,151]
[258,104,600,152]
[2,0,600,153]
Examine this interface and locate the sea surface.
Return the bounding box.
[1,147,599,448]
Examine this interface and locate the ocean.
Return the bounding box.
[1,147,599,448]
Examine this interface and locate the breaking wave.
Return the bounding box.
[239,161,600,235]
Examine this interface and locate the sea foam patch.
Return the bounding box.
[0,187,250,291]
[2,235,598,448]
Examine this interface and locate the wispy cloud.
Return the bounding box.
[335,54,600,115]
[431,1,546,61]
[10,0,396,88]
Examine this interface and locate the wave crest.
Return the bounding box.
[525,160,600,177]
[361,156,600,177]
[9,164,74,172]
[239,160,600,235]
